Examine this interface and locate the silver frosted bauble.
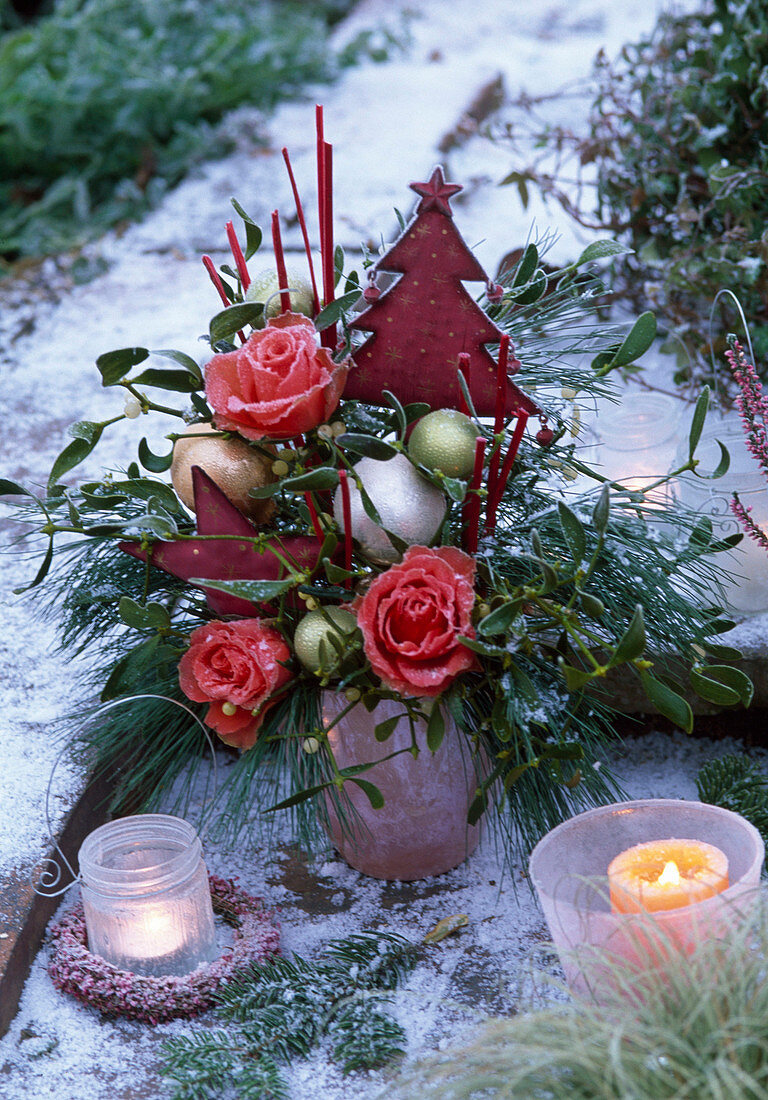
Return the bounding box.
[334,453,446,563]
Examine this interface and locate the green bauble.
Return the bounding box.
[245,267,315,323]
[293,607,358,675]
[408,409,478,479]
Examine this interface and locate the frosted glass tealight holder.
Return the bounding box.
[529,799,764,994]
[78,814,218,977]
[674,411,768,614]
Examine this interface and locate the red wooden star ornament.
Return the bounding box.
[119,467,323,618]
[410,166,463,215]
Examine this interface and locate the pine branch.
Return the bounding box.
[327,997,407,1073]
[160,932,419,1099]
[319,931,420,991]
[696,755,768,849]
[160,1030,288,1100]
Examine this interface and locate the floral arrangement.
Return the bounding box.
[47,876,279,1024]
[2,114,752,859]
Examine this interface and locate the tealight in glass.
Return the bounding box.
[78,814,217,977]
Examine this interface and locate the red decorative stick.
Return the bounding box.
[487,335,510,496]
[282,146,321,316]
[463,436,487,555]
[316,107,335,348]
[202,254,232,308]
[226,221,251,292]
[316,105,326,274]
[203,255,246,344]
[321,140,336,349]
[303,492,324,544]
[338,469,353,587]
[486,411,529,533]
[457,352,471,416]
[271,210,291,314]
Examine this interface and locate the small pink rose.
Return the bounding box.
[353,545,479,697]
[179,618,292,749]
[205,312,349,440]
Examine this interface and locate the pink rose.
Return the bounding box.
[179,619,292,749]
[353,545,479,698]
[205,312,349,440]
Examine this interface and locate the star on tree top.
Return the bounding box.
[410,167,462,216]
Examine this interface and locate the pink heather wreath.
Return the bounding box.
[48,875,280,1024]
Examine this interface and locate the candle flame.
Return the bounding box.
[657,860,680,887]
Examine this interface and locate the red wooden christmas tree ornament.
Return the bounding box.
[347,167,539,419]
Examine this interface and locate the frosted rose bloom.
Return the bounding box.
[205,312,349,440]
[179,618,292,749]
[354,545,479,697]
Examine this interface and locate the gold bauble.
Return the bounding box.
[293,607,359,675]
[171,422,276,524]
[245,267,315,324]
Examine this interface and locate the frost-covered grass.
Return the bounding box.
[391,893,768,1099]
[0,0,357,260]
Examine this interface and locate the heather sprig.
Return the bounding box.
[726,337,768,550]
[728,338,768,471]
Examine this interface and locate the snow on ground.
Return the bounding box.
[1,729,763,1100]
[1,0,762,1096]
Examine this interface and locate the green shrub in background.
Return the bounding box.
[586,0,768,384]
[495,0,768,393]
[0,0,357,261]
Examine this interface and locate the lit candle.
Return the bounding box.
[79,814,218,977]
[130,904,187,962]
[608,838,729,913]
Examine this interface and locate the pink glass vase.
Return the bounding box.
[320,692,483,880]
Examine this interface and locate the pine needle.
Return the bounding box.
[697,755,768,851]
[161,932,419,1099]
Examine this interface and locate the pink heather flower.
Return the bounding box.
[731,494,768,551]
[727,339,768,474]
[726,340,768,552]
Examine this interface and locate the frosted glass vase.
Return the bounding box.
[321,693,482,880]
[529,799,764,996]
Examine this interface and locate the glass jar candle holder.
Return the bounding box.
[78,814,218,977]
[674,411,768,614]
[579,393,682,504]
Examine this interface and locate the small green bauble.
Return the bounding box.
[245,267,315,324]
[408,409,478,479]
[293,607,358,675]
